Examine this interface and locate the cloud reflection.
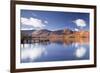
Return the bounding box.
[75,47,86,58]
[21,44,47,61]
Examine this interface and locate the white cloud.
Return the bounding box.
[44,20,48,24]
[74,28,79,31]
[32,13,37,17]
[73,19,86,27]
[75,47,86,58]
[21,17,46,30]
[21,27,34,30]
[21,23,36,30]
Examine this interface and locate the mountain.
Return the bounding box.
[21,29,89,44]
[21,29,74,38]
[51,29,73,35]
[32,29,51,35]
[32,29,51,37]
[21,30,35,37]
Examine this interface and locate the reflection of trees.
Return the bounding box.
[21,36,89,48]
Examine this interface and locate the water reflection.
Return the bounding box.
[21,43,47,62]
[21,38,89,63]
[75,47,86,58]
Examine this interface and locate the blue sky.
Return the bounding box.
[21,9,89,31]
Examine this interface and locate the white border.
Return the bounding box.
[16,5,94,69]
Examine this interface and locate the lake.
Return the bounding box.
[21,40,89,63]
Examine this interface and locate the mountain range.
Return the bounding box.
[21,29,73,37]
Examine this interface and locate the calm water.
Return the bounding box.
[21,41,89,63]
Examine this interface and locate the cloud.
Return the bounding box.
[21,24,34,30]
[32,13,37,17]
[21,28,33,30]
[44,20,48,24]
[75,47,86,58]
[21,17,46,30]
[74,28,79,31]
[73,19,86,27]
